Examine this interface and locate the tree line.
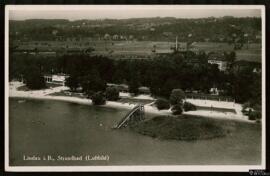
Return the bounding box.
[10,51,261,111]
[10,17,261,43]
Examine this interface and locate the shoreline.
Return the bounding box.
[9,81,252,122]
[10,95,253,123]
[9,81,170,115]
[9,95,171,115]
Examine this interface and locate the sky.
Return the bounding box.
[8,5,262,20]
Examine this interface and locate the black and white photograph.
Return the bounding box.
[5,5,266,172]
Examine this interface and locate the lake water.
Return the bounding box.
[9,98,262,166]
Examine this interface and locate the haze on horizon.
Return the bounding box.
[9,6,261,21]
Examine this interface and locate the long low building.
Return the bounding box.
[44,73,69,86]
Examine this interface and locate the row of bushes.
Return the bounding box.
[155,98,170,110]
[242,102,262,121]
[155,99,196,111]
[93,88,198,116]
[183,102,197,112]
[91,86,120,105]
[154,89,197,115]
[248,111,261,121]
[243,109,261,121]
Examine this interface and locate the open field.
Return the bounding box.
[14,40,261,62]
[193,42,261,62]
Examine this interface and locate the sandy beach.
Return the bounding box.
[9,81,250,122]
[9,81,170,115]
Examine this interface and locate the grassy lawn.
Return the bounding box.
[131,115,239,141]
[193,42,261,62]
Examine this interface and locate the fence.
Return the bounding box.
[185,93,235,102]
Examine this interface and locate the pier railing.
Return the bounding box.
[114,104,144,129]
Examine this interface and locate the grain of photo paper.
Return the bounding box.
[5,5,266,172]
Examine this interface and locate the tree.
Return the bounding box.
[65,74,79,92]
[155,98,170,110]
[81,70,106,97]
[91,91,106,105]
[231,66,255,103]
[170,89,185,105]
[248,111,261,121]
[224,51,236,71]
[160,79,176,98]
[227,25,245,50]
[128,72,140,96]
[105,87,119,101]
[24,65,46,90]
[183,101,197,112]
[129,80,139,96]
[85,47,95,54]
[171,104,183,115]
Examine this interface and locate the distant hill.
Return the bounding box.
[9,17,261,43]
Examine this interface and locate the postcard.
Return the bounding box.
[5,5,266,172]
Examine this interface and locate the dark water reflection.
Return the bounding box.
[9,98,261,166]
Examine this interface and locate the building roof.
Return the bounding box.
[44,73,69,77]
[139,86,150,91]
[208,52,227,61]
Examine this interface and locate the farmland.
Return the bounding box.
[12,40,261,62]
[192,42,261,62]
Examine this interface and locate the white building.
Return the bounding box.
[112,34,119,40]
[44,73,69,86]
[208,60,227,71]
[104,33,111,40]
[207,52,227,71]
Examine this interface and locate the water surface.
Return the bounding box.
[9,98,261,166]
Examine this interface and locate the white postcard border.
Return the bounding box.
[4,5,266,172]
